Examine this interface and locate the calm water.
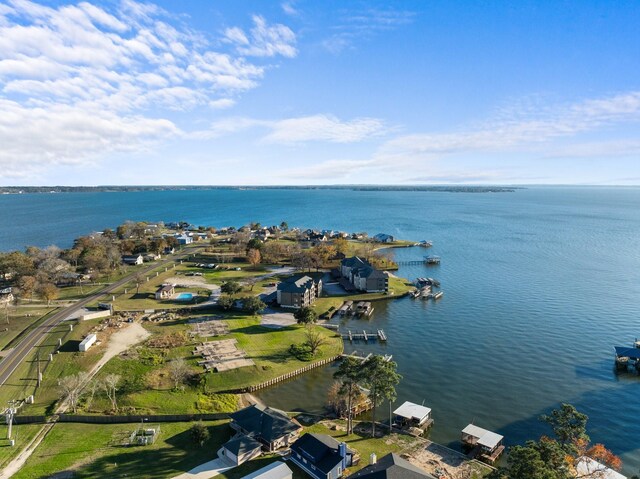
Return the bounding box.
[2,187,640,473]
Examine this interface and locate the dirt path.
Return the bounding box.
[87,322,150,376]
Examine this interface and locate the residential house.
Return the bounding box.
[155,284,175,300]
[144,253,161,262]
[0,287,14,304]
[229,404,302,452]
[241,461,293,479]
[348,453,436,479]
[276,274,323,309]
[340,257,388,293]
[176,234,193,245]
[290,433,356,479]
[164,246,176,255]
[373,233,395,243]
[222,436,263,465]
[122,254,143,265]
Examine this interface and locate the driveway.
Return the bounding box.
[170,449,236,479]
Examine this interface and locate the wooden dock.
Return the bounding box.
[341,329,387,342]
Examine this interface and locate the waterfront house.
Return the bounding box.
[229,404,302,451]
[222,436,263,465]
[340,257,389,293]
[373,233,395,243]
[461,424,504,464]
[393,401,433,429]
[348,453,436,479]
[290,433,356,479]
[241,461,293,479]
[122,254,144,265]
[155,284,175,300]
[276,274,323,309]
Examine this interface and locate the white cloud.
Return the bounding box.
[196,114,388,143]
[0,0,296,178]
[224,15,297,58]
[375,91,640,162]
[264,115,386,144]
[281,2,298,17]
[324,8,416,53]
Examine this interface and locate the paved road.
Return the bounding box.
[0,247,200,387]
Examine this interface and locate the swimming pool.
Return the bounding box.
[176,293,194,301]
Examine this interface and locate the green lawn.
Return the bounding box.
[84,314,342,414]
[0,423,44,471]
[0,318,107,415]
[13,420,232,479]
[0,306,57,350]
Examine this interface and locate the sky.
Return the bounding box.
[0,0,639,186]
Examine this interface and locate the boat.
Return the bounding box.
[433,291,444,300]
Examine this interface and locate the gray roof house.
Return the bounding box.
[373,233,395,243]
[229,404,302,451]
[276,274,323,309]
[290,433,357,479]
[348,453,435,479]
[340,257,388,293]
[222,435,263,465]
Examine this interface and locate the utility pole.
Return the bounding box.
[6,400,17,444]
[36,350,42,388]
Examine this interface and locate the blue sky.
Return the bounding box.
[0,0,639,185]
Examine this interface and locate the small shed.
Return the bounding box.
[79,333,97,352]
[222,436,263,465]
[393,401,433,428]
[155,284,175,300]
[241,461,292,479]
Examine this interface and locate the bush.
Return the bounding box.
[289,343,314,361]
[191,421,210,447]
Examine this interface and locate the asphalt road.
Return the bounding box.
[0,247,200,387]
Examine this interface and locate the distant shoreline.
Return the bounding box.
[0,185,520,194]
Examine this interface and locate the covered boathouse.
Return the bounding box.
[461,424,504,464]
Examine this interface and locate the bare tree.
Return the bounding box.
[58,372,88,413]
[103,373,121,411]
[168,358,191,389]
[304,326,327,356]
[83,378,101,412]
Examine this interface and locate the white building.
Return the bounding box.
[241,461,292,479]
[79,333,97,352]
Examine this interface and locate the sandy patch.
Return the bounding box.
[164,276,221,292]
[260,308,296,329]
[88,322,150,376]
[405,440,490,479]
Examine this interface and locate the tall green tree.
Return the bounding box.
[333,356,363,434]
[294,306,318,324]
[541,403,589,451]
[362,355,401,436]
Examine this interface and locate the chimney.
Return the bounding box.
[339,442,347,469]
[370,453,377,465]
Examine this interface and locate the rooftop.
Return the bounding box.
[393,401,431,421]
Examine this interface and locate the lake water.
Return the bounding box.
[1,187,639,474]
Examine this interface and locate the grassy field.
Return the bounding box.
[84,313,342,414]
[0,317,109,415]
[12,420,232,479]
[0,423,44,471]
[0,306,58,350]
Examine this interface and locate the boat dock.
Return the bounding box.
[342,329,387,342]
[425,255,441,265]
